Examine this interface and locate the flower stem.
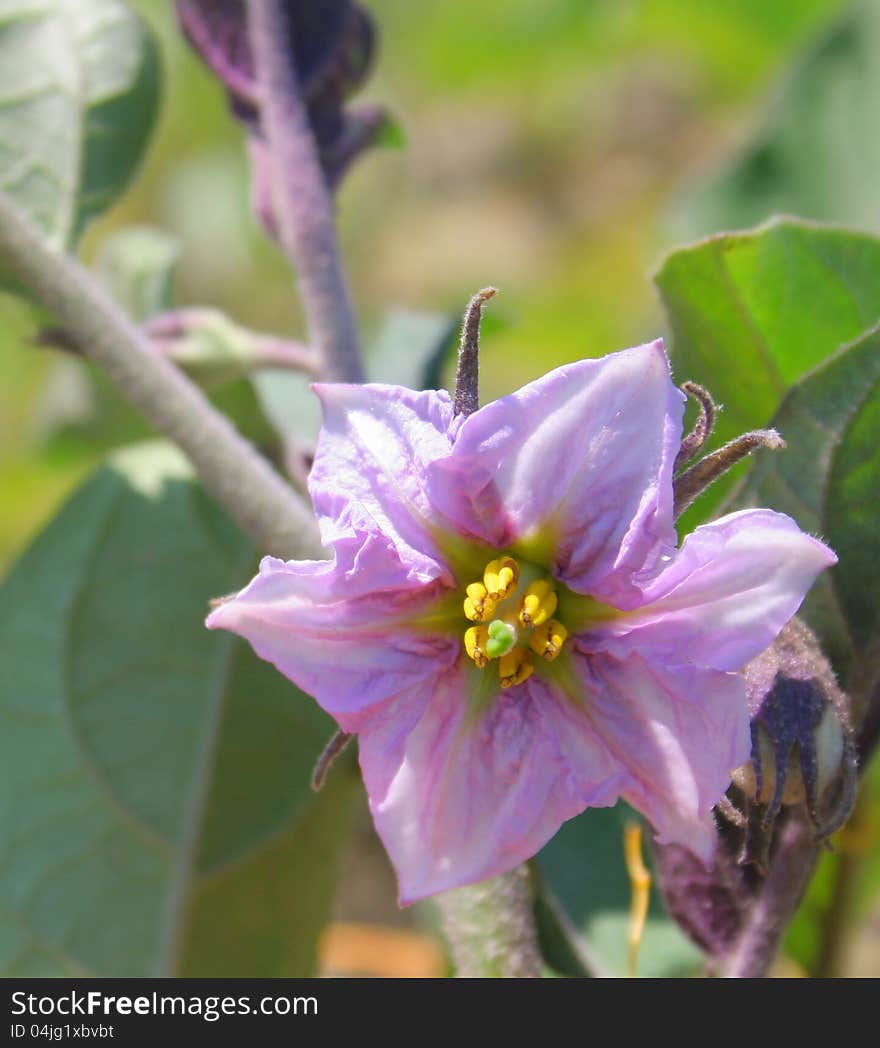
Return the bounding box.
[721,813,819,977]
[437,865,544,977]
[248,0,365,383]
[0,190,319,561]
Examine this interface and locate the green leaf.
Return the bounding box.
[656,218,880,520]
[94,226,179,322]
[0,441,357,976]
[535,805,702,978]
[0,0,159,274]
[734,323,880,681]
[673,0,880,238]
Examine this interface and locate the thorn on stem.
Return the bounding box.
[311,729,353,791]
[673,429,785,519]
[454,287,497,418]
[674,381,718,473]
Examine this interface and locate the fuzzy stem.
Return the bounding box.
[0,191,319,560]
[437,866,544,978]
[721,814,819,978]
[248,0,364,383]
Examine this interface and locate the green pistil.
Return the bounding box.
[485,619,517,659]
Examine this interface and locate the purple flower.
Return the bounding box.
[206,341,835,904]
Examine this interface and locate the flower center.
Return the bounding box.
[461,556,569,689]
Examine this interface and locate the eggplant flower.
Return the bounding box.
[206,341,835,903]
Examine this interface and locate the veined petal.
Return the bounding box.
[585,509,837,671]
[577,652,751,860]
[206,528,459,729]
[428,341,684,605]
[310,383,463,584]
[358,663,623,904]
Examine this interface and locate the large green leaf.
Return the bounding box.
[0,0,159,262]
[734,324,880,682]
[674,0,880,238]
[535,805,702,978]
[656,219,880,521]
[0,441,357,976]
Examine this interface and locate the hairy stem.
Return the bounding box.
[437,865,544,978]
[249,0,364,383]
[721,813,819,978]
[0,192,319,560]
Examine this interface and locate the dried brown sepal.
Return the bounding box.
[311,728,353,791]
[453,287,497,418]
[673,429,785,518]
[674,381,717,473]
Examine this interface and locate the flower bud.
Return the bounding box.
[729,618,857,867]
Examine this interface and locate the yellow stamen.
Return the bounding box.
[499,648,534,689]
[464,625,490,667]
[529,619,568,661]
[483,556,519,600]
[463,581,497,622]
[518,579,557,628]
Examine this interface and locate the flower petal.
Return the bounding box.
[428,341,684,605]
[577,652,751,860]
[585,509,837,671]
[310,383,463,584]
[206,527,459,728]
[357,663,623,904]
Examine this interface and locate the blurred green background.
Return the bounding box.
[4,0,880,976]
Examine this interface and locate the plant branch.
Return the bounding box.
[248,0,364,383]
[437,865,544,978]
[0,191,319,561]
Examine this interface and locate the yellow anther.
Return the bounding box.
[483,557,519,600]
[518,579,557,628]
[499,649,534,689]
[463,581,497,622]
[464,625,490,668]
[529,619,568,661]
